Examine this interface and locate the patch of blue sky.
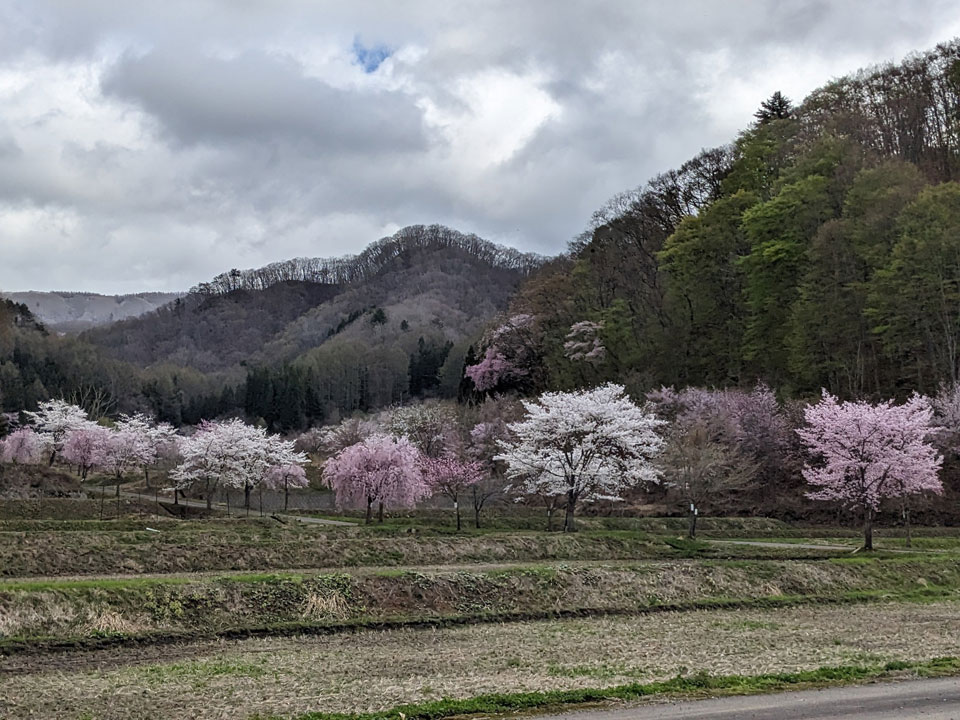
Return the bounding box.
[352,37,391,73]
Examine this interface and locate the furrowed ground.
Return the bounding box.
[2,509,960,720]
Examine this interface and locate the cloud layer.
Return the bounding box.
[1,0,959,292]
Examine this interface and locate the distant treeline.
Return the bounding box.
[191,224,545,296]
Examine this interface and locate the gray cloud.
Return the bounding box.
[1,0,959,293]
[101,49,427,153]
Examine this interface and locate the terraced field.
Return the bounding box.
[2,511,959,719]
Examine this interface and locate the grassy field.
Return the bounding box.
[4,601,960,719]
[3,555,960,649]
[2,518,874,578]
[2,504,960,719]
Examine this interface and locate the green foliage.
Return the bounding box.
[739,175,834,384]
[659,191,757,385]
[869,183,960,391]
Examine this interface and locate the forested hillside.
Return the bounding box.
[477,41,960,402]
[73,225,539,428]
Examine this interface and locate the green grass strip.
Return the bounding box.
[271,657,960,720]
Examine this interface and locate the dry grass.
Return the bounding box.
[3,557,958,641]
[3,600,960,719]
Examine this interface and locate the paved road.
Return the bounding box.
[94,487,356,526]
[538,678,960,719]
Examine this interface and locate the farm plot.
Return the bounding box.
[3,600,960,719]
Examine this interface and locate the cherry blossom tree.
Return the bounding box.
[324,434,427,523]
[797,392,943,550]
[24,399,92,465]
[420,455,484,530]
[563,321,606,364]
[465,314,538,393]
[0,428,42,465]
[384,402,456,457]
[465,349,526,393]
[171,419,306,513]
[265,463,309,511]
[319,418,377,457]
[648,384,796,513]
[171,419,256,509]
[467,419,512,528]
[496,384,665,532]
[62,426,112,479]
[930,382,960,456]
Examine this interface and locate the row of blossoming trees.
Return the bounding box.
[0,381,953,548]
[0,400,309,512]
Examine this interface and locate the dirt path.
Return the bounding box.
[92,486,355,526]
[709,539,945,555]
[710,539,857,551]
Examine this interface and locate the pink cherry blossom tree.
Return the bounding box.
[464,314,538,393]
[265,463,309,511]
[496,383,665,532]
[324,434,427,524]
[0,428,42,465]
[797,391,943,550]
[465,348,526,393]
[62,426,112,479]
[420,455,484,530]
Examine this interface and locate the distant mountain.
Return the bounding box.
[83,225,544,373]
[0,291,181,333]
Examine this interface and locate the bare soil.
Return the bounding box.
[2,600,959,719]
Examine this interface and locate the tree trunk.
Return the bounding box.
[688,504,698,539]
[244,484,251,515]
[206,490,213,510]
[116,479,121,497]
[863,506,874,551]
[473,487,481,529]
[563,491,577,533]
[144,467,151,490]
[284,480,290,512]
[259,487,263,517]
[378,501,384,523]
[904,506,912,548]
[454,498,461,532]
[365,497,373,525]
[546,505,554,532]
[99,485,105,520]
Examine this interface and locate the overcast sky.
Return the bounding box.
[1,1,959,293]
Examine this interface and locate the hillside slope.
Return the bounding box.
[84,225,538,374]
[486,39,960,402]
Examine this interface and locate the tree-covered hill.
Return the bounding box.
[492,39,960,402]
[70,225,539,428]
